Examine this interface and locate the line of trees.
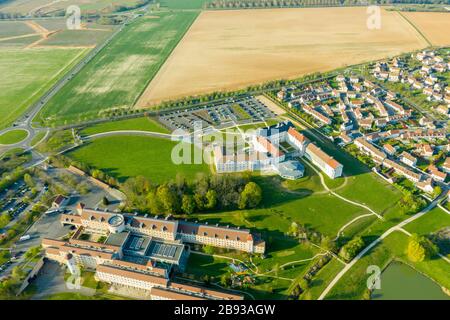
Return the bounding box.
[122,173,263,215]
[206,0,448,9]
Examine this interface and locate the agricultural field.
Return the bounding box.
[0,0,146,15]
[137,7,428,106]
[38,11,199,125]
[403,11,450,46]
[0,20,34,38]
[66,135,210,183]
[160,0,208,9]
[0,47,88,129]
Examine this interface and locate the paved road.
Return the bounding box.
[318,189,449,300]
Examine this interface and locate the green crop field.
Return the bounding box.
[0,47,88,129]
[0,21,34,38]
[39,11,199,125]
[160,0,208,9]
[80,117,169,136]
[66,135,210,183]
[40,29,114,47]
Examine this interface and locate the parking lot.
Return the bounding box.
[159,96,276,132]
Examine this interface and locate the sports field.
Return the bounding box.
[38,11,199,125]
[0,47,88,129]
[66,135,210,183]
[137,7,428,106]
[402,12,450,46]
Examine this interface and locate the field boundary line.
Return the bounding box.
[133,11,201,108]
[396,11,432,47]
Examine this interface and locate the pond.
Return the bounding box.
[372,262,449,300]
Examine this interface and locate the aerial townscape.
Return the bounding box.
[0,0,449,304]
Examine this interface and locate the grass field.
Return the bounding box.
[404,207,450,236]
[0,129,28,145]
[80,117,169,136]
[137,7,428,106]
[30,131,47,147]
[38,11,199,125]
[0,47,88,129]
[66,135,210,183]
[185,240,321,299]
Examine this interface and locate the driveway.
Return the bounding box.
[31,260,95,300]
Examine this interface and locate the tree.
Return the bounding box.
[23,173,35,188]
[339,237,365,262]
[238,182,262,209]
[205,189,218,209]
[407,234,438,262]
[156,184,179,214]
[203,245,214,255]
[320,236,337,252]
[194,193,205,211]
[220,273,232,287]
[181,195,196,215]
[0,214,11,229]
[432,186,442,198]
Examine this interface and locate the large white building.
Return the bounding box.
[213,121,343,179]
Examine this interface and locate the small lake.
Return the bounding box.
[372,262,450,300]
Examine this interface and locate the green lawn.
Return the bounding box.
[43,292,128,300]
[189,174,370,239]
[0,129,28,145]
[405,207,450,236]
[0,47,88,129]
[30,131,46,147]
[184,240,320,300]
[80,117,169,136]
[66,135,210,183]
[39,11,199,125]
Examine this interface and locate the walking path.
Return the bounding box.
[303,157,383,220]
[318,190,448,300]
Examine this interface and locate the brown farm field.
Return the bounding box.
[402,12,450,46]
[136,7,429,107]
